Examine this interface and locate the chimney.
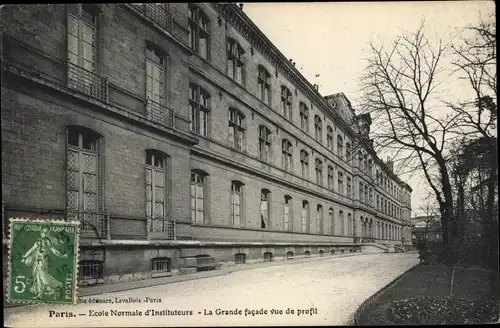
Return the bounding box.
[292,62,296,67]
[239,3,243,10]
[387,157,394,172]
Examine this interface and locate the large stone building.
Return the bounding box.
[1,3,412,285]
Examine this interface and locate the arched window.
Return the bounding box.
[346,176,352,198]
[316,204,323,234]
[337,171,344,195]
[339,210,345,236]
[327,126,334,152]
[329,207,335,235]
[315,158,323,186]
[368,159,373,177]
[314,115,322,142]
[337,134,343,158]
[281,139,293,172]
[376,194,380,210]
[228,108,245,151]
[258,125,272,162]
[145,149,171,236]
[191,170,208,223]
[189,84,210,137]
[188,4,209,59]
[227,38,244,84]
[258,66,271,105]
[66,126,103,234]
[301,200,309,233]
[348,213,353,236]
[284,195,292,231]
[299,102,309,132]
[300,150,309,179]
[327,165,334,190]
[260,189,271,229]
[281,86,292,120]
[359,181,364,202]
[231,181,244,227]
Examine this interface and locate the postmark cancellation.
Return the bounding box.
[7,218,80,305]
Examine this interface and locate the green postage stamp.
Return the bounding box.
[7,218,80,304]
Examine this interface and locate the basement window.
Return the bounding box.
[286,251,294,259]
[235,253,246,264]
[151,257,171,277]
[263,252,273,262]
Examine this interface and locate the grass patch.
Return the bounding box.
[358,265,499,325]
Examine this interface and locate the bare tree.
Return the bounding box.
[358,23,461,265]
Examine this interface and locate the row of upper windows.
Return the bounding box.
[65,4,410,206]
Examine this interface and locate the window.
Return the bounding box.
[151,257,171,273]
[300,150,309,179]
[315,158,323,186]
[281,86,292,120]
[376,194,380,210]
[189,84,209,136]
[260,189,270,229]
[348,213,353,236]
[299,102,309,132]
[284,195,292,231]
[314,115,322,142]
[231,181,243,227]
[258,66,271,105]
[338,171,344,195]
[259,126,271,162]
[339,210,345,236]
[281,139,293,172]
[188,5,209,59]
[327,126,334,152]
[316,205,323,234]
[227,39,244,84]
[67,5,97,94]
[146,150,171,234]
[146,47,165,106]
[346,142,351,162]
[364,185,369,204]
[337,135,343,158]
[329,208,335,235]
[359,182,364,202]
[66,127,102,233]
[301,200,309,233]
[190,171,206,223]
[327,165,334,190]
[264,252,273,262]
[235,253,246,264]
[368,159,373,177]
[228,108,245,151]
[347,176,352,198]
[363,156,368,173]
[79,260,103,282]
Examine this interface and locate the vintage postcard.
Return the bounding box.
[2,2,498,327]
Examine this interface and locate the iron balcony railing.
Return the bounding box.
[67,61,108,102]
[67,211,110,239]
[147,216,175,240]
[134,3,173,32]
[146,98,175,128]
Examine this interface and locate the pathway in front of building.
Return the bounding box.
[4,252,419,327]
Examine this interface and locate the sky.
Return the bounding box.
[243,1,495,216]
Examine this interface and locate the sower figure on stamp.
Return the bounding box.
[21,228,68,299]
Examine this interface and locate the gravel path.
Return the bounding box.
[4,252,419,327]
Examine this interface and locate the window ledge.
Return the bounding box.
[152,271,172,278]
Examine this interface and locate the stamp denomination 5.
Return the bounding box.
[7,218,80,305]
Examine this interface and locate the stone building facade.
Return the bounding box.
[1,3,412,285]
